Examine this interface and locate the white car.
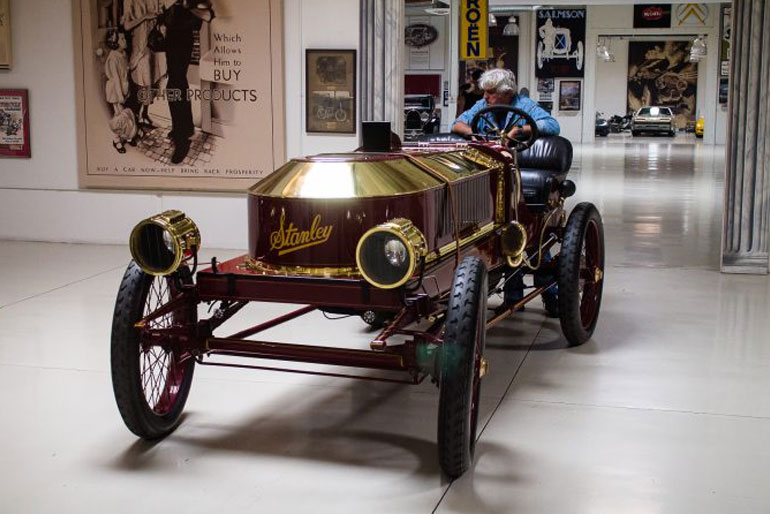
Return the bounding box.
[631,106,676,137]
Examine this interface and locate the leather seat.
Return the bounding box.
[517,136,572,208]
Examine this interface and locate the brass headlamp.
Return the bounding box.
[501,221,527,268]
[129,210,201,276]
[356,218,427,289]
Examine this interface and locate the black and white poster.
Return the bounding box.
[628,41,698,128]
[535,8,585,78]
[74,0,284,191]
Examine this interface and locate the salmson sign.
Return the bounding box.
[535,8,586,78]
[460,0,488,61]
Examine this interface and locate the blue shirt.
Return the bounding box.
[454,95,560,136]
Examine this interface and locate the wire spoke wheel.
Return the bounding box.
[111,262,196,439]
[557,203,605,346]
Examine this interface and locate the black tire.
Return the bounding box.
[557,203,605,346]
[111,262,196,439]
[360,310,390,329]
[438,256,487,478]
[632,130,640,137]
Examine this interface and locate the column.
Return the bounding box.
[722,0,770,274]
[360,0,405,137]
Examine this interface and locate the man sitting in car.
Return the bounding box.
[452,68,559,140]
[453,68,560,313]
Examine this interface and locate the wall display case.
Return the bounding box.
[306,49,356,134]
[0,89,30,158]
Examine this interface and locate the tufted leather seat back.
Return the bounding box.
[517,135,573,174]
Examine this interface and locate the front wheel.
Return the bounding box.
[438,256,487,478]
[557,203,605,346]
[111,262,196,439]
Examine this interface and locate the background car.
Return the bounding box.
[595,112,610,137]
[404,94,441,141]
[695,116,705,138]
[631,106,676,137]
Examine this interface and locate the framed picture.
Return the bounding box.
[558,80,581,111]
[538,101,553,114]
[537,78,554,93]
[73,0,285,191]
[306,49,356,134]
[0,0,11,70]
[0,89,31,158]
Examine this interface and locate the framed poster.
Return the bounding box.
[306,49,356,134]
[73,0,285,191]
[628,41,697,128]
[0,89,30,158]
[535,8,586,78]
[0,0,11,70]
[558,80,581,111]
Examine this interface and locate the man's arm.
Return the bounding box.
[517,96,560,136]
[452,99,486,136]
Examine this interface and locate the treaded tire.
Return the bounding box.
[111,262,196,439]
[557,203,605,346]
[438,256,487,479]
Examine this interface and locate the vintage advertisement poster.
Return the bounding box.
[0,89,30,157]
[535,8,585,78]
[0,0,11,70]
[74,0,284,191]
[306,49,356,134]
[627,41,698,128]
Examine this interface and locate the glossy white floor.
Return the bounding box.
[2,138,769,513]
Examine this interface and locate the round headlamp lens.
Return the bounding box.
[384,238,407,266]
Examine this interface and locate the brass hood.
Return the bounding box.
[249,149,502,199]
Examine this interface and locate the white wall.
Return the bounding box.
[0,0,358,248]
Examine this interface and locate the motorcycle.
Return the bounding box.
[595,112,610,137]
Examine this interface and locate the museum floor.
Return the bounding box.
[2,139,769,513]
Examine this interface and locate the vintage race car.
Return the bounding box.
[111,107,605,478]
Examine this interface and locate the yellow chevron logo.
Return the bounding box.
[676,3,709,26]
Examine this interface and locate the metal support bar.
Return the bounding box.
[486,279,557,330]
[206,338,408,371]
[197,359,424,385]
[227,305,317,339]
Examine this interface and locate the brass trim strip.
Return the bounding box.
[240,258,361,278]
[425,222,497,263]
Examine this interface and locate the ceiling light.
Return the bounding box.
[689,35,707,62]
[424,0,450,15]
[489,13,497,27]
[502,16,519,36]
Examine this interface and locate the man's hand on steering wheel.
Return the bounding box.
[469,105,540,152]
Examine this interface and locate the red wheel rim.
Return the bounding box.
[469,293,485,450]
[140,276,189,415]
[578,219,603,330]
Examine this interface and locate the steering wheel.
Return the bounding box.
[470,105,539,152]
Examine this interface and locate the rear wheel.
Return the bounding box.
[438,256,487,478]
[632,130,640,137]
[557,203,605,346]
[111,262,196,439]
